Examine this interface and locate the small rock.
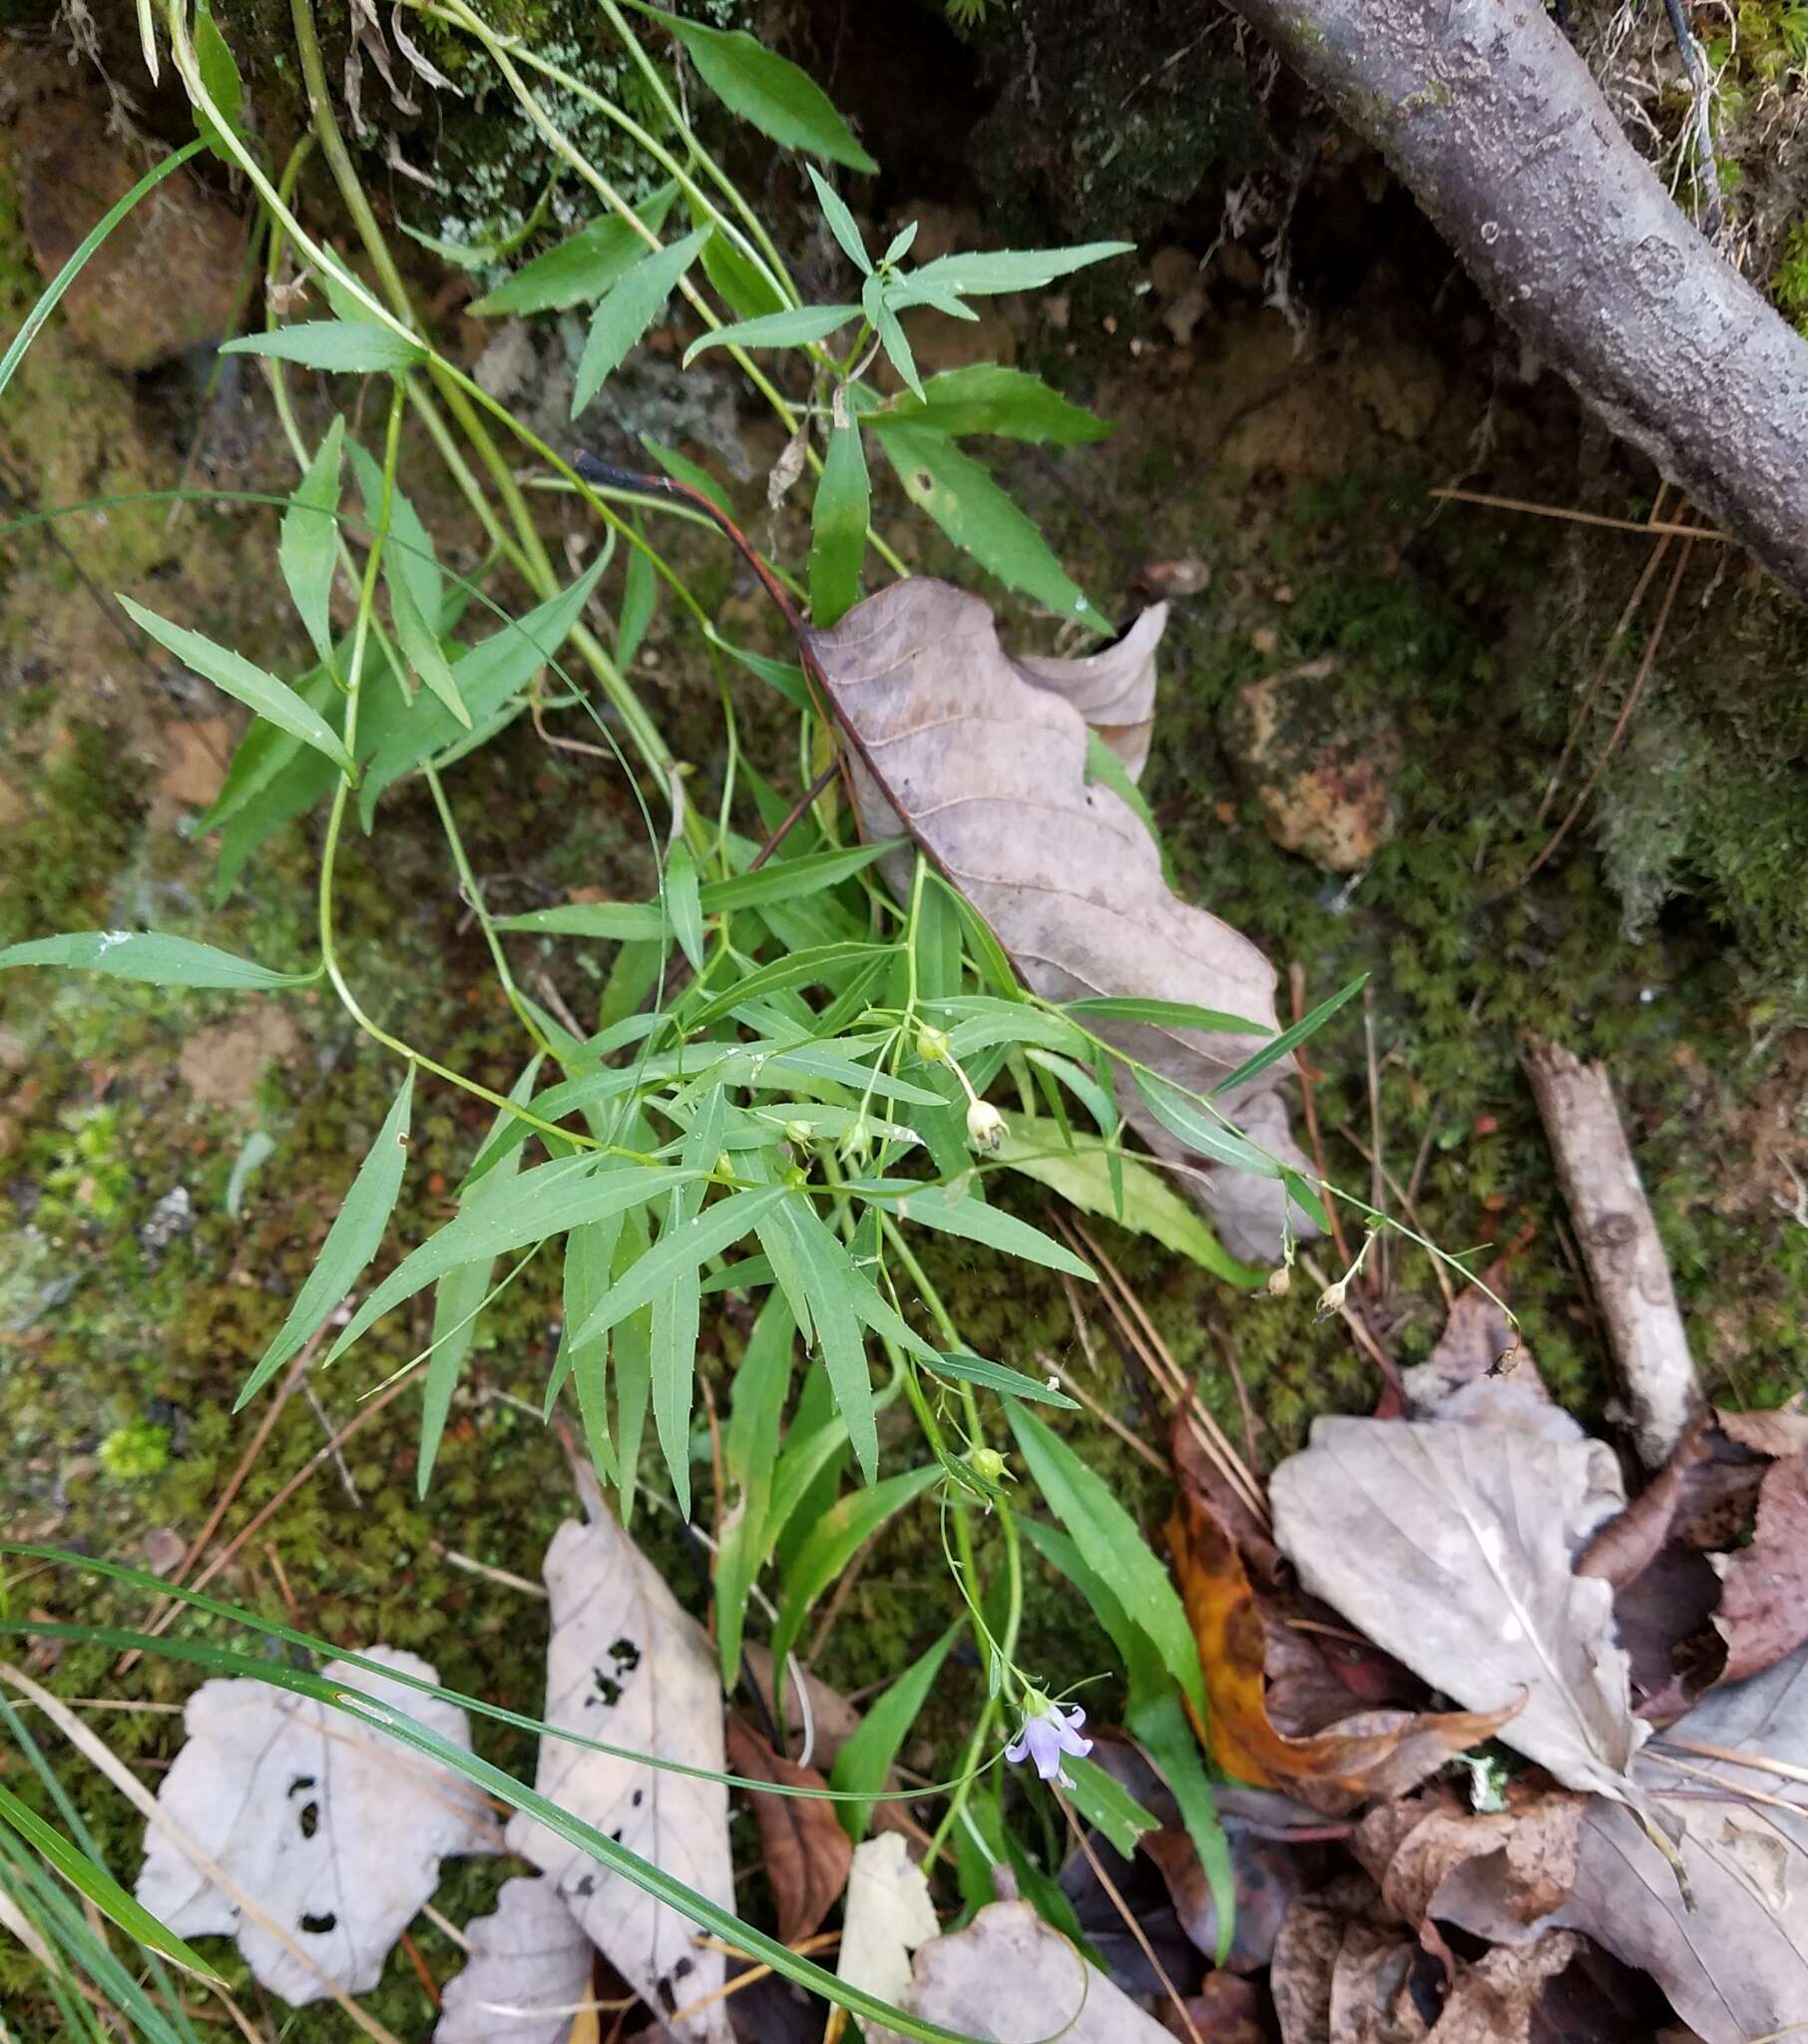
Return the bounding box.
[1222,657,1403,873]
[142,1527,188,1577]
[139,1186,193,1265]
[12,91,243,371]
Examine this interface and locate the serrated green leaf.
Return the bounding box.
[569,1186,784,1352]
[0,931,312,991]
[418,1063,540,1494]
[892,242,1133,299]
[1210,973,1368,1096]
[698,223,789,319]
[278,416,344,667]
[1131,1068,1280,1178]
[872,425,1110,631]
[469,184,678,315]
[359,552,610,817]
[190,5,244,162]
[926,1351,1078,1408]
[572,228,708,414]
[617,519,658,669]
[682,302,858,366]
[325,1158,686,1366]
[716,1291,796,1685]
[806,165,871,274]
[829,1619,961,1842]
[886,1183,1094,1278]
[634,3,878,171]
[808,415,868,629]
[874,364,1110,445]
[1010,1406,1204,1714]
[118,597,353,772]
[236,1070,415,1408]
[222,320,425,372]
[1062,1757,1158,1857]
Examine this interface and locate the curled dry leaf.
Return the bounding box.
[1269,1413,1650,1804]
[1712,1450,1808,1684]
[1352,1781,1587,1938]
[805,580,1318,1263]
[723,1714,852,1945]
[435,1876,594,2044]
[1714,1402,1808,1458]
[837,1830,940,2044]
[506,1514,735,2043]
[1166,1448,1516,1809]
[136,1648,495,2007]
[1443,1646,1808,2044]
[905,1897,1175,2042]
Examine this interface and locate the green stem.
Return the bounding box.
[424,766,555,1055]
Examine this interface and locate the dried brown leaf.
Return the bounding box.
[1578,1411,1710,1594]
[1352,1781,1586,1934]
[1269,1414,1649,1803]
[1714,1452,1808,1684]
[805,580,1317,1262]
[1155,1972,1266,2043]
[723,1714,853,1945]
[1714,1404,1808,1459]
[1426,1933,1581,2044]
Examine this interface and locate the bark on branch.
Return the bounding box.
[1524,1037,1702,1468]
[1225,0,1808,605]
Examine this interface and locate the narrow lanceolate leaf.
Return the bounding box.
[1131,1068,1280,1178]
[889,243,1133,300]
[387,570,472,730]
[769,1464,943,1700]
[663,840,705,973]
[236,1070,415,1409]
[809,417,869,629]
[865,277,923,401]
[875,365,1111,446]
[1008,1405,1206,1716]
[617,520,658,670]
[192,4,244,162]
[118,598,353,772]
[871,425,1110,631]
[325,1159,687,1365]
[572,228,709,415]
[1068,995,1264,1034]
[0,931,313,991]
[562,1216,621,1486]
[568,1186,786,1352]
[348,437,443,636]
[634,3,878,171]
[699,224,788,319]
[702,841,886,911]
[766,1199,878,1482]
[278,415,345,666]
[469,184,678,315]
[715,1291,796,1684]
[1210,973,1368,1096]
[0,1781,220,1979]
[650,1089,726,1519]
[926,1352,1078,1408]
[221,320,425,373]
[885,1184,1094,1278]
[806,166,871,274]
[829,1621,961,1842]
[495,900,668,941]
[681,302,858,366]
[418,1062,540,1496]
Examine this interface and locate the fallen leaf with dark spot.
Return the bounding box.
[724,1715,853,1946]
[805,579,1318,1263]
[1713,1451,1808,1683]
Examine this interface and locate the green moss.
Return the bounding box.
[98,1420,171,1480]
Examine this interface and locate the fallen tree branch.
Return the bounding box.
[1223,0,1808,605]
[1523,1037,1702,1467]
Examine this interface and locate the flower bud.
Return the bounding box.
[1267,1266,1292,1297]
[965,1099,1005,1152]
[969,1446,1006,1483]
[916,1023,951,1064]
[1316,1278,1348,1315]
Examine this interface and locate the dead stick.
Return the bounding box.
[1523,1037,1702,1466]
[1289,962,1352,1269]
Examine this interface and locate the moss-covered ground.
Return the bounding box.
[3,18,1808,2039]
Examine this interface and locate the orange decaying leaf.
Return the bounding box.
[1164,1484,1519,1799]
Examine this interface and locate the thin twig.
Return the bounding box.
[1334,1122,1454,1311]
[1034,1352,1166,1472]
[1289,962,1352,1270]
[1429,486,1730,541]
[1301,1251,1409,1407]
[430,1541,548,1599]
[305,1376,363,1506]
[1362,984,1387,1298]
[807,1530,877,1663]
[746,757,840,872]
[1054,1791,1203,2044]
